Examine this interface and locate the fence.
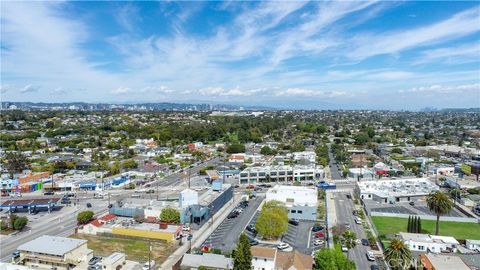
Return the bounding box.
[370,211,479,223]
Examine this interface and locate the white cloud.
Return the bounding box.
[348,7,480,60]
[414,43,480,65]
[20,84,39,93]
[110,87,130,95]
[275,88,347,98]
[400,83,480,94]
[114,4,142,32]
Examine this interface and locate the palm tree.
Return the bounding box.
[342,230,357,249]
[384,238,412,270]
[426,191,453,235]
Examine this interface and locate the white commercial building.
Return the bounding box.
[266,185,317,221]
[290,151,317,164]
[465,239,480,252]
[399,232,459,253]
[239,165,324,184]
[357,178,439,204]
[179,189,199,209]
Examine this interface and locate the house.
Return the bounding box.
[102,252,126,270]
[180,253,233,269]
[17,235,93,270]
[399,232,459,253]
[466,239,480,252]
[420,253,470,270]
[266,185,317,221]
[78,213,117,235]
[229,153,245,163]
[251,246,276,270]
[250,246,313,270]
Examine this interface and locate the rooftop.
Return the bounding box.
[18,235,87,256]
[358,178,439,198]
[251,246,276,259]
[181,253,233,269]
[422,253,470,270]
[399,232,459,245]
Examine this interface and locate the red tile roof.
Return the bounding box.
[88,214,116,228]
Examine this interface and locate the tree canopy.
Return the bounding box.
[233,233,252,270]
[313,247,355,270]
[160,208,181,224]
[255,200,288,239]
[77,211,94,224]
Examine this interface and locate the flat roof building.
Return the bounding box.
[399,232,459,253]
[239,165,324,185]
[266,185,317,221]
[17,235,93,270]
[357,178,439,204]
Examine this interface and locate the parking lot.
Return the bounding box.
[366,201,467,217]
[283,220,317,254]
[202,195,264,252]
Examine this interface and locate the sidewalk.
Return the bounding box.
[159,194,239,269]
[325,191,337,249]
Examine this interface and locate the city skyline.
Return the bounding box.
[1,1,479,110]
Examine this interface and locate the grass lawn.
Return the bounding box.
[71,234,175,264]
[372,216,480,240]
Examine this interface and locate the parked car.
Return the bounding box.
[88,256,102,266]
[352,210,358,216]
[361,239,370,246]
[88,265,101,270]
[227,211,239,219]
[314,232,325,238]
[86,203,92,208]
[43,192,54,196]
[276,243,293,251]
[346,194,351,199]
[249,239,259,246]
[246,224,256,233]
[355,218,362,224]
[341,245,348,252]
[312,225,324,232]
[12,251,20,259]
[370,265,380,270]
[288,219,299,226]
[409,201,415,206]
[143,260,155,270]
[366,251,375,261]
[314,239,325,246]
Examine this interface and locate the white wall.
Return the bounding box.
[266,185,317,207]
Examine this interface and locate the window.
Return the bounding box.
[291,210,297,213]
[418,246,425,250]
[298,210,303,214]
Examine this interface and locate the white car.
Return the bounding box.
[277,243,293,252]
[366,251,375,261]
[355,218,362,224]
[341,245,348,252]
[314,239,325,246]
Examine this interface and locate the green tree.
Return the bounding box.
[407,215,412,233]
[426,191,453,235]
[13,216,28,231]
[384,238,412,270]
[255,200,288,239]
[2,152,29,178]
[77,211,94,224]
[342,230,357,249]
[313,247,355,270]
[233,233,252,270]
[260,146,277,156]
[417,216,422,233]
[226,143,245,154]
[159,208,181,224]
[122,159,138,169]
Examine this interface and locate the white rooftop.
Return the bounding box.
[17,235,87,256]
[358,178,439,198]
[400,232,459,245]
[181,253,233,269]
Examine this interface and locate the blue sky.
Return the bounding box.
[1,1,479,110]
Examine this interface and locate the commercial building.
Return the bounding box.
[239,165,324,185]
[420,253,471,270]
[348,168,375,180]
[17,235,93,270]
[399,232,459,253]
[266,185,317,221]
[179,253,233,269]
[466,239,480,252]
[290,151,317,164]
[250,246,313,270]
[356,178,439,204]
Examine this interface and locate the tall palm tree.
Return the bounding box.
[426,191,453,235]
[384,238,412,270]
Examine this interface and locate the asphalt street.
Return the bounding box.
[203,194,264,252]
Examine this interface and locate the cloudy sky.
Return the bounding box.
[1,1,479,110]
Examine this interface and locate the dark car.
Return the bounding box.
[249,239,259,246]
[12,251,20,258]
[312,225,324,232]
[227,211,239,219]
[86,203,92,208]
[88,256,102,266]
[361,239,370,246]
[346,194,352,199]
[288,219,299,226]
[409,201,415,206]
[352,210,358,216]
[246,224,256,233]
[370,265,380,270]
[43,191,54,196]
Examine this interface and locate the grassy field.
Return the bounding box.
[71,234,175,264]
[372,216,480,240]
